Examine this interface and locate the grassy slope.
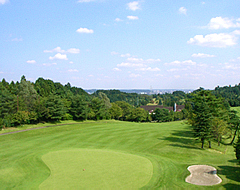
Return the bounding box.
[0,120,239,189]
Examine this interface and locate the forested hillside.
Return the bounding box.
[213,84,240,107]
[93,90,152,106]
[1,75,240,128]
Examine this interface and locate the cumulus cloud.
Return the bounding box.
[117,62,146,67]
[222,57,240,70]
[137,67,161,71]
[129,73,141,78]
[76,27,94,33]
[113,68,121,71]
[187,32,239,47]
[127,1,141,11]
[115,18,123,22]
[44,47,65,53]
[207,17,240,29]
[44,47,80,54]
[127,57,143,62]
[192,53,216,58]
[0,0,9,5]
[26,60,36,64]
[125,57,161,64]
[66,48,80,54]
[49,53,68,60]
[121,53,131,57]
[43,63,57,66]
[165,60,196,66]
[127,16,139,20]
[111,51,119,55]
[116,56,161,74]
[68,69,79,72]
[179,7,187,15]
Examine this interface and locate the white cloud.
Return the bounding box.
[129,73,141,78]
[207,17,240,29]
[179,7,187,15]
[115,18,123,22]
[68,69,79,72]
[0,0,9,5]
[26,60,36,64]
[121,53,131,57]
[127,57,143,62]
[167,68,179,72]
[222,57,240,70]
[66,48,80,54]
[146,58,161,63]
[187,32,239,47]
[111,51,119,55]
[49,53,68,60]
[166,60,196,66]
[138,67,161,71]
[232,30,240,35]
[44,47,80,54]
[44,47,65,53]
[113,68,121,71]
[127,16,139,20]
[76,27,94,33]
[127,1,141,11]
[192,53,216,58]
[117,62,146,67]
[117,57,161,68]
[43,63,57,66]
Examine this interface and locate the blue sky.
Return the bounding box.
[0,0,240,90]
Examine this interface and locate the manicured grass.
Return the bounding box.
[40,149,153,189]
[0,120,239,189]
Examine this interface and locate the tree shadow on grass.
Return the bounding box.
[222,183,240,190]
[218,165,240,182]
[158,127,200,150]
[218,165,240,189]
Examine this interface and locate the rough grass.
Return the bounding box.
[0,120,239,189]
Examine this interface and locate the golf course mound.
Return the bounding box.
[185,165,222,186]
[39,149,153,189]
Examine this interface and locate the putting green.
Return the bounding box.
[39,149,153,189]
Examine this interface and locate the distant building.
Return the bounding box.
[140,104,185,114]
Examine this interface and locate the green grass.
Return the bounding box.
[231,106,240,116]
[0,120,239,189]
[40,149,153,189]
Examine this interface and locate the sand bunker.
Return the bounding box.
[185,165,222,186]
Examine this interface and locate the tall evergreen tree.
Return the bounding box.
[187,90,228,148]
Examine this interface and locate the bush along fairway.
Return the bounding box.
[0,120,239,189]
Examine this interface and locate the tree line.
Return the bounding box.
[0,76,189,128]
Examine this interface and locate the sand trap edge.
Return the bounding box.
[185,165,222,186]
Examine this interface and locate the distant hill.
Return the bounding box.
[85,89,193,95]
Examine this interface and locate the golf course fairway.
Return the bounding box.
[0,120,240,189]
[40,149,153,189]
